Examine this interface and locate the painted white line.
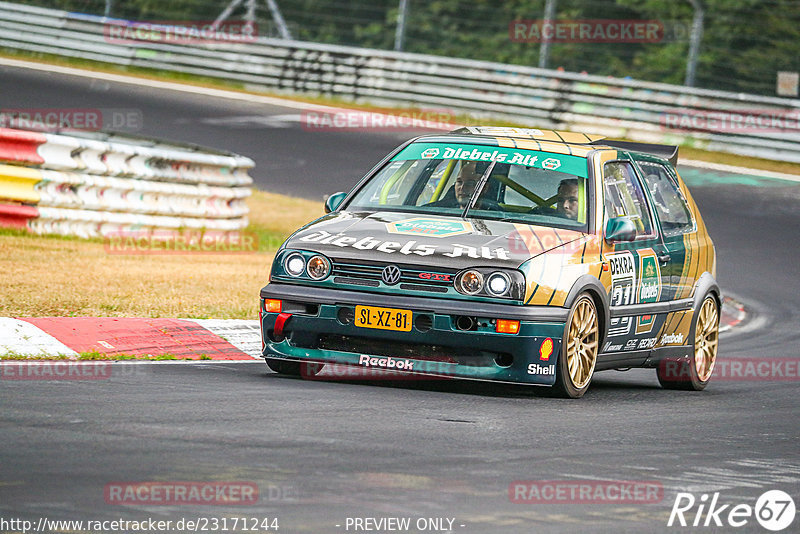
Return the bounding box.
[0,318,78,357]
[681,158,800,183]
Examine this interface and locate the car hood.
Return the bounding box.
[284,211,587,269]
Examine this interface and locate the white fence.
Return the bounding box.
[0,1,799,162]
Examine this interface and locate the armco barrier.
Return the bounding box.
[0,127,253,238]
[0,203,38,229]
[0,2,798,162]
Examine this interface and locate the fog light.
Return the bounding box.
[496,319,520,334]
[307,255,331,280]
[284,253,306,277]
[457,270,483,295]
[265,299,282,313]
[486,272,511,297]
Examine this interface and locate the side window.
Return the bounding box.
[638,162,695,236]
[603,161,654,237]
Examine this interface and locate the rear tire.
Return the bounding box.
[657,295,719,390]
[265,358,324,378]
[553,293,599,398]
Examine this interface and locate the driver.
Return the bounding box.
[426,161,482,208]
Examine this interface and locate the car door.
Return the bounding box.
[600,160,671,354]
[636,159,699,301]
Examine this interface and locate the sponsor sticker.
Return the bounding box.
[636,249,662,334]
[358,355,415,370]
[539,338,554,361]
[386,218,473,238]
[605,251,635,337]
[541,158,562,170]
[296,230,511,260]
[527,363,555,375]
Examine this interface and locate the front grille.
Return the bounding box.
[333,276,380,287]
[399,283,447,293]
[317,334,507,367]
[332,260,455,290]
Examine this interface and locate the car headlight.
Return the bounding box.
[486,272,511,297]
[307,255,331,280]
[457,270,483,295]
[284,252,306,277]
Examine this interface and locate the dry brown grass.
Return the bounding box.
[0,190,323,319]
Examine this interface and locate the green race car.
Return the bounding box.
[259,127,719,398]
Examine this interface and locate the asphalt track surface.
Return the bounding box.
[1,64,799,533]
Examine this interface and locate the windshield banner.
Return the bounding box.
[393,143,589,178]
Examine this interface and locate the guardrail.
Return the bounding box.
[0,1,799,163]
[0,127,253,238]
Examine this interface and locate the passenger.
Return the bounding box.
[555,178,579,220]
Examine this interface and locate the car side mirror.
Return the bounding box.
[605,217,637,243]
[324,192,347,213]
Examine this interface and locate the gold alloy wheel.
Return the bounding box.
[694,298,719,382]
[566,297,599,389]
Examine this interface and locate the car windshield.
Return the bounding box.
[345,141,590,232]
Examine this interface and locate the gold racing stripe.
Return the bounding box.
[495,137,516,148]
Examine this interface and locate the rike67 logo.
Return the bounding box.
[668,490,796,531]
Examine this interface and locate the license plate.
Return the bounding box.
[355,305,412,332]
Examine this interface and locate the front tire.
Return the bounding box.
[553,293,599,398]
[657,295,719,390]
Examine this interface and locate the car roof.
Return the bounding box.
[416,126,679,166]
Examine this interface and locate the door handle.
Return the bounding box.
[657,252,671,264]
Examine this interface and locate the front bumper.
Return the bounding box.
[259,282,568,386]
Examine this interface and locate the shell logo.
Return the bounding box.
[539,338,554,361]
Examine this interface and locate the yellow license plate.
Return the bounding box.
[355,305,412,332]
